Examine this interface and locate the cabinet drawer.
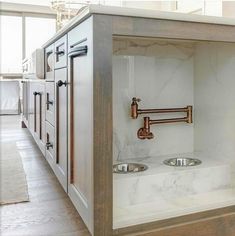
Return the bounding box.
[45,44,54,81]
[68,19,90,49]
[45,121,55,168]
[45,82,55,126]
[55,35,67,69]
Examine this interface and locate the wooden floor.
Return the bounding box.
[0,115,90,236]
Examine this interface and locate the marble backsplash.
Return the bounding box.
[194,42,235,161]
[113,38,235,162]
[113,38,194,161]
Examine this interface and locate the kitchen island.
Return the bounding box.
[22,5,235,236]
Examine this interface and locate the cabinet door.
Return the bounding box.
[68,21,93,232]
[28,82,36,135]
[45,121,55,169]
[45,44,54,81]
[55,68,68,192]
[22,81,29,125]
[30,82,46,155]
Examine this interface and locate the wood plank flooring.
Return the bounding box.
[0,115,90,236]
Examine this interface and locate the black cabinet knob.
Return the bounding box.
[33,91,41,96]
[46,142,53,150]
[57,80,67,87]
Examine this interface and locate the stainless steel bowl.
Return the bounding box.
[113,163,148,174]
[163,157,201,167]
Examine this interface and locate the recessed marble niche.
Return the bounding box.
[112,37,235,229]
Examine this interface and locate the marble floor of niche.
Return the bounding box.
[114,188,235,229]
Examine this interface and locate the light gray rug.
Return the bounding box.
[0,142,29,205]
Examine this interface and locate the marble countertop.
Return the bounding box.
[42,4,235,48]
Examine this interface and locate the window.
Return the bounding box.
[0,15,22,74]
[0,13,56,74]
[25,17,56,57]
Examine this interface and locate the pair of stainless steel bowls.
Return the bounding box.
[113,157,202,174]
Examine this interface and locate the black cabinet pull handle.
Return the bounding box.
[34,92,37,132]
[33,91,41,96]
[68,45,87,57]
[46,100,53,105]
[55,80,67,164]
[46,93,53,110]
[33,91,42,137]
[55,49,65,55]
[47,50,53,55]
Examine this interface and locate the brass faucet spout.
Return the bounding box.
[137,117,154,139]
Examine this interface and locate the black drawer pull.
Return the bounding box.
[46,100,53,105]
[46,142,53,150]
[68,45,87,57]
[55,49,65,56]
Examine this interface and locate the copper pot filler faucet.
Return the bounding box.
[131,97,193,139]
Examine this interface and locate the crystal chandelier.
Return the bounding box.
[51,1,93,30]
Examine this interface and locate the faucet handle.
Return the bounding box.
[131,97,141,119]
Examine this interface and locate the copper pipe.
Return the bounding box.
[137,117,154,139]
[149,106,193,125]
[131,98,192,120]
[139,107,189,114]
[132,97,193,139]
[150,117,188,125]
[137,114,192,140]
[187,105,193,123]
